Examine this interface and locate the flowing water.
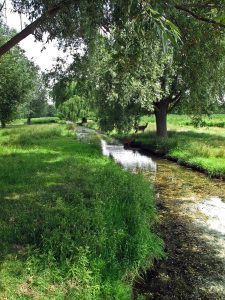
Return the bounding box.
[77,128,225,299]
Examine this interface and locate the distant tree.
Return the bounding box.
[46,104,57,117]
[57,95,87,122]
[52,79,76,108]
[24,75,48,124]
[51,79,90,122]
[0,25,37,127]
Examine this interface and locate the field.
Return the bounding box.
[116,114,225,178]
[0,123,163,299]
[12,117,60,126]
[140,114,225,128]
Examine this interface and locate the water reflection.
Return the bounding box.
[101,140,157,172]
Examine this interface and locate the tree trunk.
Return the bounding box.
[27,117,31,125]
[154,99,168,138]
[1,120,6,128]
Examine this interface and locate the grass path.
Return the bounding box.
[0,123,163,299]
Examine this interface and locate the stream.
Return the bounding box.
[78,127,225,299]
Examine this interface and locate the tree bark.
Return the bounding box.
[154,99,168,138]
[1,120,6,128]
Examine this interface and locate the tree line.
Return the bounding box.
[1,1,225,135]
[0,23,55,127]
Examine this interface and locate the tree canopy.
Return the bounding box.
[0,24,39,127]
[58,1,225,135]
[1,1,225,136]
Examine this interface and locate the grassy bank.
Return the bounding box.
[0,123,163,299]
[117,123,225,179]
[11,117,60,126]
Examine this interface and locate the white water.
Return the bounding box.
[101,140,157,172]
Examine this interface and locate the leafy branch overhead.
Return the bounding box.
[1,1,225,57]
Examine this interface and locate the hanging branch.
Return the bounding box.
[175,4,225,28]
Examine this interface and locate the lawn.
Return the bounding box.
[0,123,163,299]
[140,114,225,128]
[11,116,60,126]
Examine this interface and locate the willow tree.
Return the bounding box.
[2,1,225,136]
[152,0,225,137]
[0,0,179,57]
[72,1,225,137]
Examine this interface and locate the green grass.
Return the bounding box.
[140,114,225,128]
[0,124,163,299]
[11,117,60,126]
[29,117,60,124]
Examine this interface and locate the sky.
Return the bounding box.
[2,0,70,71]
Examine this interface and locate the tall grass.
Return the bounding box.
[0,124,163,299]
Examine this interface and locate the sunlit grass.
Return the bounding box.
[0,123,163,299]
[140,114,225,129]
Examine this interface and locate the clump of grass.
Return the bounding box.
[3,124,62,146]
[0,124,163,299]
[28,117,60,124]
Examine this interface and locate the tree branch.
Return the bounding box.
[179,2,215,9]
[0,5,61,57]
[0,0,6,13]
[175,4,225,28]
[168,92,182,112]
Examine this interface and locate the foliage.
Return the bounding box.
[46,104,57,117]
[18,73,49,122]
[10,0,179,48]
[64,1,225,135]
[0,25,38,127]
[0,123,163,299]
[26,116,59,124]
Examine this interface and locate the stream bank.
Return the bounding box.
[124,140,225,180]
[77,127,225,299]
